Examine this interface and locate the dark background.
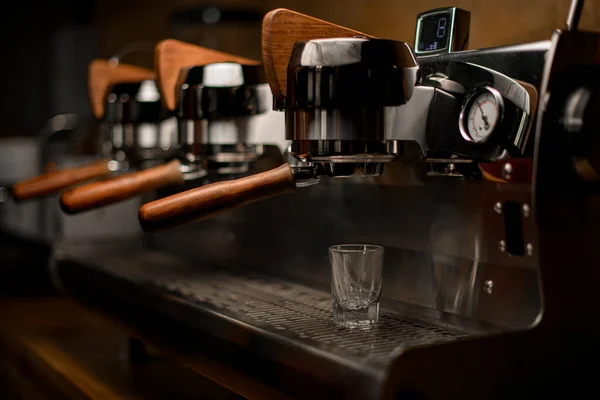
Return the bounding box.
[2,0,600,140]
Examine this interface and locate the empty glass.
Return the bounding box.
[329,244,384,328]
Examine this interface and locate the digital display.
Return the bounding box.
[417,12,451,52]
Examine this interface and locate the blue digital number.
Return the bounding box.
[436,17,447,38]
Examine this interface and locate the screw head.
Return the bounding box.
[522,204,531,218]
[484,280,494,294]
[494,202,503,214]
[499,240,506,252]
[107,160,120,171]
[526,243,534,256]
[186,153,197,163]
[502,163,513,180]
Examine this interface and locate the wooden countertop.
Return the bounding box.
[0,296,289,400]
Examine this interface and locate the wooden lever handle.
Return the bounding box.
[262,8,374,101]
[139,163,295,232]
[60,159,185,215]
[11,159,112,201]
[88,59,155,119]
[154,39,260,111]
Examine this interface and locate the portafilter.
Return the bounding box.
[10,60,176,201]
[138,10,419,232]
[59,40,277,215]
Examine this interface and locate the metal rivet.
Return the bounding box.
[484,280,494,294]
[502,163,513,180]
[107,160,120,171]
[499,240,506,252]
[494,202,503,214]
[526,243,534,256]
[446,163,456,174]
[522,204,530,218]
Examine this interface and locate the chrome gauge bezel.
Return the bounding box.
[458,86,505,144]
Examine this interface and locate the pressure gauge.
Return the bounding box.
[459,87,504,144]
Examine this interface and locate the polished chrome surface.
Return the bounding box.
[287,38,419,109]
[566,0,584,31]
[384,86,434,154]
[175,64,281,179]
[470,64,530,113]
[283,38,419,167]
[206,145,265,162]
[200,62,246,86]
[179,64,270,121]
[286,57,536,165]
[298,38,367,66]
[177,84,287,179]
[291,161,385,185]
[109,117,177,164]
[285,108,386,141]
[290,138,399,163]
[105,80,177,166]
[179,117,273,177]
[424,61,532,160]
[291,165,321,187]
[179,84,285,150]
[181,144,266,179]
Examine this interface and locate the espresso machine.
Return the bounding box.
[51,1,599,398]
[58,40,286,215]
[1,59,178,244]
[10,60,157,202]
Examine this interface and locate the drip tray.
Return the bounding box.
[152,273,466,367]
[53,241,471,399]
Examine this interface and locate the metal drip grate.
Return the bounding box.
[150,272,467,366]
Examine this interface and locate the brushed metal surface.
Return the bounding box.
[149,159,540,330]
[153,273,466,366]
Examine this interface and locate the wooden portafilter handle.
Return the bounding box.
[138,164,296,233]
[11,159,112,201]
[60,159,185,214]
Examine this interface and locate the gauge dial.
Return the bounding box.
[459,87,504,144]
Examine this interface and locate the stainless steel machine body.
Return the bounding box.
[102,79,178,170]
[52,2,600,398]
[52,80,178,240]
[176,62,287,181]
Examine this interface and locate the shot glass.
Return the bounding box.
[329,244,384,328]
